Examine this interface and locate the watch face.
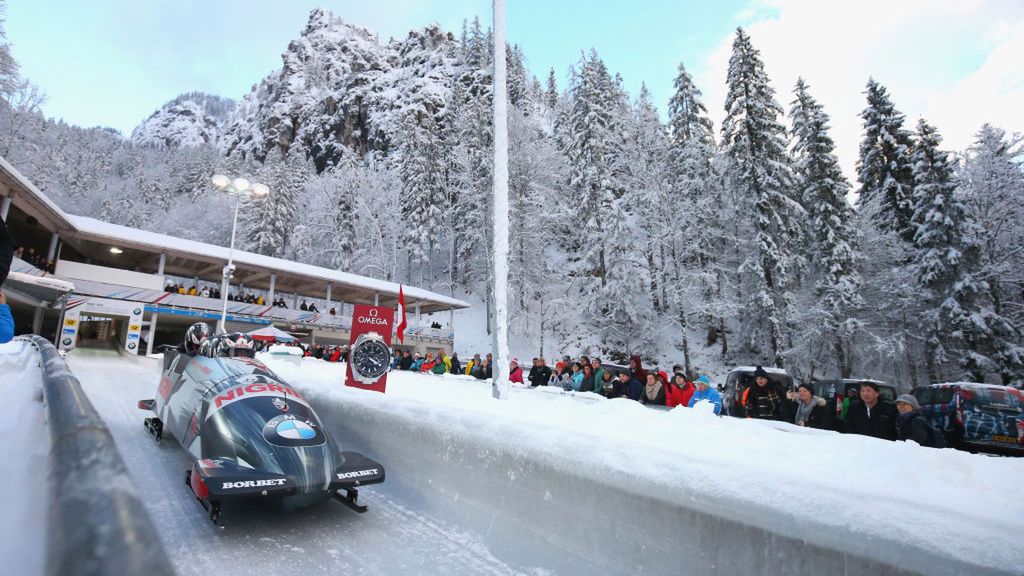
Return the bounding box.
[352,339,391,380]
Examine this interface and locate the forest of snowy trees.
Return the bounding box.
[1,7,1022,386]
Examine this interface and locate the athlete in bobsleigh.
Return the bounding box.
[139,322,385,523]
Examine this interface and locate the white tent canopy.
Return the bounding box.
[247,325,297,342]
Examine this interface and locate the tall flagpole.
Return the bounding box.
[491,0,510,400]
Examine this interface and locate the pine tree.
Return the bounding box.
[789,78,863,376]
[545,68,558,110]
[960,125,1024,383]
[856,78,915,242]
[720,27,803,366]
[399,111,445,285]
[244,147,306,258]
[563,50,653,353]
[506,44,528,108]
[910,120,977,380]
[666,61,724,364]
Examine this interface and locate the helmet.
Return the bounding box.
[215,332,256,359]
[184,322,212,355]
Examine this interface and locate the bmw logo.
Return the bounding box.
[133,308,142,315]
[62,338,72,346]
[276,419,316,440]
[127,342,137,350]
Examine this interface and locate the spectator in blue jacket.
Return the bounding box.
[0,292,12,344]
[688,375,722,415]
[0,216,12,344]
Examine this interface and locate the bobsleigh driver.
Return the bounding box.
[139,322,385,524]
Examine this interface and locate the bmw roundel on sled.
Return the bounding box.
[138,323,385,524]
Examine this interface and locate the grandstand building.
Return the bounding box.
[0,156,468,355]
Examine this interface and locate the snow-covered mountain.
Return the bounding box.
[130,92,234,148]
[218,8,461,170]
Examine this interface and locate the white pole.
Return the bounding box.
[0,196,11,220]
[491,0,510,401]
[219,196,241,333]
[146,312,159,356]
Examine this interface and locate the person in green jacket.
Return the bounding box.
[590,357,606,396]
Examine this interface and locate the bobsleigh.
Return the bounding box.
[138,334,384,524]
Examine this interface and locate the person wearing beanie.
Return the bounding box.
[687,375,722,414]
[785,382,833,429]
[895,394,932,446]
[611,371,643,401]
[842,381,897,441]
[666,373,696,408]
[742,365,787,421]
[508,358,524,384]
[0,216,13,344]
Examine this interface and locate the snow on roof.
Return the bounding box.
[66,214,469,309]
[729,365,790,375]
[935,382,1020,390]
[6,272,74,293]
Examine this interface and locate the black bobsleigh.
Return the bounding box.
[138,331,384,524]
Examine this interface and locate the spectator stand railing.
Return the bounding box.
[18,335,176,576]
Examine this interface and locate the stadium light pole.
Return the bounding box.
[491,0,510,400]
[211,174,269,334]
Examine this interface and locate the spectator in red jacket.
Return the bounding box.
[667,373,696,408]
[509,358,524,384]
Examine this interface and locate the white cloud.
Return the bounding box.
[695,0,1024,189]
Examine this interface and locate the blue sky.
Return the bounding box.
[5,0,1023,182]
[5,0,746,133]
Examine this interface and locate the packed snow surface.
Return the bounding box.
[0,341,49,576]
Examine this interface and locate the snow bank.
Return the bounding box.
[0,340,49,576]
[260,355,1024,575]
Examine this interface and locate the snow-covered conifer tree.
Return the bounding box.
[720,27,803,366]
[789,78,863,376]
[399,111,446,285]
[856,78,915,242]
[912,120,1024,382]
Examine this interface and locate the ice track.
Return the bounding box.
[68,350,531,576]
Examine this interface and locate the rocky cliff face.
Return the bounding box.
[215,8,462,171]
[130,92,234,148]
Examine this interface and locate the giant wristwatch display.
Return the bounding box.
[349,331,392,384]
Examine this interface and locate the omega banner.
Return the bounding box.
[344,303,395,393]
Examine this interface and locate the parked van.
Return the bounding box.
[911,383,1024,455]
[724,366,793,417]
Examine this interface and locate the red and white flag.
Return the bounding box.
[396,284,408,344]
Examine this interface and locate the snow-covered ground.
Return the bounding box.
[0,341,50,576]
[7,345,1024,575]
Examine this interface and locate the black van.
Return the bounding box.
[813,379,897,428]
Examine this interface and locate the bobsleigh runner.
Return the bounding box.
[138,326,385,524]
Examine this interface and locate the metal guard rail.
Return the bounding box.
[19,335,176,576]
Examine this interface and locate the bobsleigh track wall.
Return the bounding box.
[301,384,1010,576]
[22,336,174,576]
